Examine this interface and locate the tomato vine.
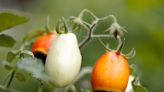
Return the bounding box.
[0,9,147,92]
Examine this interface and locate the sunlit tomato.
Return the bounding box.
[32,33,56,62]
[45,33,81,87]
[91,51,129,92]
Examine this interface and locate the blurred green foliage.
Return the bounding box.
[0,0,164,92]
[0,12,28,32]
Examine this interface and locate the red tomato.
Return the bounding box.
[91,51,129,92]
[32,33,56,62]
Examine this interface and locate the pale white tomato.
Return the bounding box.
[45,33,81,87]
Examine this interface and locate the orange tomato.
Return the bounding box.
[32,33,56,62]
[91,51,129,92]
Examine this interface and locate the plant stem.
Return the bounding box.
[73,66,92,83]
[92,34,113,38]
[38,81,43,92]
[79,21,97,49]
[79,9,98,19]
[99,15,117,23]
[79,23,114,49]
[45,16,52,33]
[78,9,121,50]
[116,36,124,52]
[97,38,112,51]
[5,70,16,88]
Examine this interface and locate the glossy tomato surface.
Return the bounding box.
[91,51,129,92]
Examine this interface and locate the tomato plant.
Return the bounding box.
[0,9,147,92]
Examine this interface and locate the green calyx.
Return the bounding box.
[56,17,70,34]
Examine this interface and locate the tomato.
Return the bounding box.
[45,33,81,87]
[91,51,129,92]
[32,33,56,62]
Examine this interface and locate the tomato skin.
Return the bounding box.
[32,33,56,61]
[91,51,129,92]
[45,33,81,87]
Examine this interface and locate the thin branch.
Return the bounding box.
[79,9,98,19]
[92,34,113,38]
[79,23,90,31]
[73,66,92,83]
[116,36,124,52]
[98,14,117,23]
[79,22,97,49]
[5,70,15,88]
[45,16,51,32]
[97,38,112,51]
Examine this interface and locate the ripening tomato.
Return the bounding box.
[91,51,129,92]
[45,33,81,87]
[32,33,56,62]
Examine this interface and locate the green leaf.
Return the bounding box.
[16,58,48,82]
[6,50,19,62]
[15,72,26,82]
[132,78,148,92]
[0,34,16,47]
[1,61,14,70]
[0,12,28,32]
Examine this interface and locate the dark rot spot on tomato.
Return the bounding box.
[32,33,56,63]
[33,51,46,64]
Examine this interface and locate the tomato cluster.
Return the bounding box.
[31,10,132,91]
[32,33,130,91]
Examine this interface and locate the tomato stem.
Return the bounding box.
[56,17,70,34]
[99,14,117,23]
[45,16,51,33]
[75,9,128,53]
[5,70,16,88]
[116,36,125,52]
[92,34,113,38]
[73,66,92,83]
[78,9,98,20]
[79,21,97,49]
[62,17,70,33]
[97,38,112,51]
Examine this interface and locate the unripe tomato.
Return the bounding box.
[45,33,81,87]
[32,33,56,62]
[91,51,129,92]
